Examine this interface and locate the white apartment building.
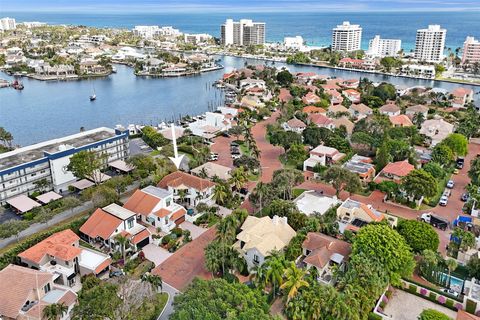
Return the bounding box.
[284,36,304,50]
[221,19,266,46]
[0,127,129,204]
[414,25,447,63]
[367,35,402,57]
[184,33,213,44]
[0,17,16,31]
[332,21,362,52]
[462,36,480,64]
[133,25,181,39]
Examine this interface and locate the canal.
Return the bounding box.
[1,55,478,145]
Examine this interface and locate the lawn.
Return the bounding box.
[292,188,306,198]
[426,171,453,207]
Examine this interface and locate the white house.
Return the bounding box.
[303,145,346,172]
[188,112,232,139]
[420,118,455,146]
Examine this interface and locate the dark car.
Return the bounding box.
[461,193,469,202]
[110,270,124,277]
[239,187,249,195]
[221,132,231,138]
[456,157,465,169]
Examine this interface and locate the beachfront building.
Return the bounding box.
[0,17,16,31]
[234,215,296,270]
[184,33,213,45]
[132,25,181,39]
[0,264,77,320]
[331,21,362,52]
[0,127,129,205]
[414,25,447,63]
[221,19,266,46]
[367,35,402,57]
[462,36,480,65]
[18,229,112,289]
[284,36,304,50]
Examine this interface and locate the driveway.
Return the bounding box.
[179,221,207,240]
[158,282,180,320]
[383,289,457,320]
[129,138,153,155]
[152,227,216,291]
[142,244,172,267]
[210,135,235,168]
[0,208,21,224]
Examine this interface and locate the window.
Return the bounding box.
[44,283,51,294]
[253,254,260,264]
[65,261,69,266]
[166,199,171,207]
[127,218,134,229]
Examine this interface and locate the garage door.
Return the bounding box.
[136,237,150,249]
[175,216,185,225]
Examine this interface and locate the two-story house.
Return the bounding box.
[374,160,415,184]
[337,198,385,233]
[234,215,296,271]
[379,103,401,116]
[123,186,187,233]
[0,264,77,320]
[18,229,111,289]
[303,145,346,172]
[302,232,351,285]
[79,204,151,253]
[157,171,216,207]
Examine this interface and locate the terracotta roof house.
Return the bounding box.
[451,87,474,108]
[389,114,414,127]
[303,145,346,172]
[420,118,455,146]
[343,89,361,103]
[322,83,341,91]
[405,104,429,118]
[338,58,364,68]
[234,216,296,270]
[349,103,373,119]
[123,186,187,233]
[158,171,216,207]
[302,232,351,284]
[342,155,376,183]
[0,264,77,320]
[332,117,354,135]
[302,105,327,114]
[279,88,293,103]
[340,79,359,89]
[328,104,349,114]
[80,203,151,253]
[302,92,322,105]
[374,160,415,183]
[337,198,384,233]
[308,113,335,129]
[379,103,401,116]
[327,89,344,105]
[18,229,111,288]
[282,118,307,133]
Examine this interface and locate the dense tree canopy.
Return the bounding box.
[170,278,273,320]
[402,169,438,200]
[397,220,439,253]
[323,166,362,196]
[276,69,294,86]
[469,157,480,186]
[67,150,107,185]
[352,224,415,284]
[442,133,468,157]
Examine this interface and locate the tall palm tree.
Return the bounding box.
[250,142,261,160]
[264,251,287,297]
[229,166,248,190]
[254,182,269,211]
[445,258,458,288]
[213,184,229,205]
[281,262,309,302]
[177,189,188,205]
[115,234,129,264]
[250,264,267,290]
[42,303,68,320]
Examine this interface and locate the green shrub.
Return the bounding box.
[446,299,454,308]
[408,284,418,294]
[161,235,171,245]
[429,292,437,302]
[466,299,477,314]
[368,313,383,320]
[171,227,182,237]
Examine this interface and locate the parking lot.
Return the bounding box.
[129,138,153,155]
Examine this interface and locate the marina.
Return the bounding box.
[1,55,479,146]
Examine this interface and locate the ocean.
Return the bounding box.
[2,11,480,51]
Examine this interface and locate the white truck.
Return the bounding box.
[420,213,449,230]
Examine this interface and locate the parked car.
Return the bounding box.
[239,187,249,195]
[230,142,239,147]
[442,189,451,198]
[446,180,455,189]
[231,154,241,159]
[456,157,465,169]
[110,270,125,277]
[209,153,219,161]
[442,288,459,297]
[461,193,469,202]
[221,132,231,138]
[453,169,459,175]
[439,196,449,206]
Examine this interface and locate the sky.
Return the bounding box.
[2,0,480,13]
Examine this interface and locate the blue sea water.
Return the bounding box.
[3,11,480,51]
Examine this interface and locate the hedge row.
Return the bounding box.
[0,215,88,270]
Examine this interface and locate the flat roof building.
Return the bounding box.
[0,127,129,205]
[414,25,446,63]
[221,19,266,46]
[462,36,480,65]
[367,35,402,58]
[332,21,362,52]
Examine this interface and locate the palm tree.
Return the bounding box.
[250,142,261,160]
[42,303,68,320]
[213,184,229,205]
[250,264,267,290]
[254,182,269,211]
[142,273,163,294]
[445,258,458,288]
[264,251,287,297]
[198,167,209,179]
[177,189,188,205]
[229,166,248,190]
[115,234,129,264]
[281,262,309,302]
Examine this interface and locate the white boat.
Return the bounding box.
[89,86,96,101]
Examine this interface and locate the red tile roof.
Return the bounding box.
[302,233,351,269]
[94,258,112,274]
[382,160,415,178]
[170,208,186,221]
[123,189,162,217]
[279,88,293,103]
[131,229,151,245]
[79,208,122,240]
[158,171,215,192]
[302,106,327,114]
[18,229,81,264]
[308,113,333,126]
[389,114,414,127]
